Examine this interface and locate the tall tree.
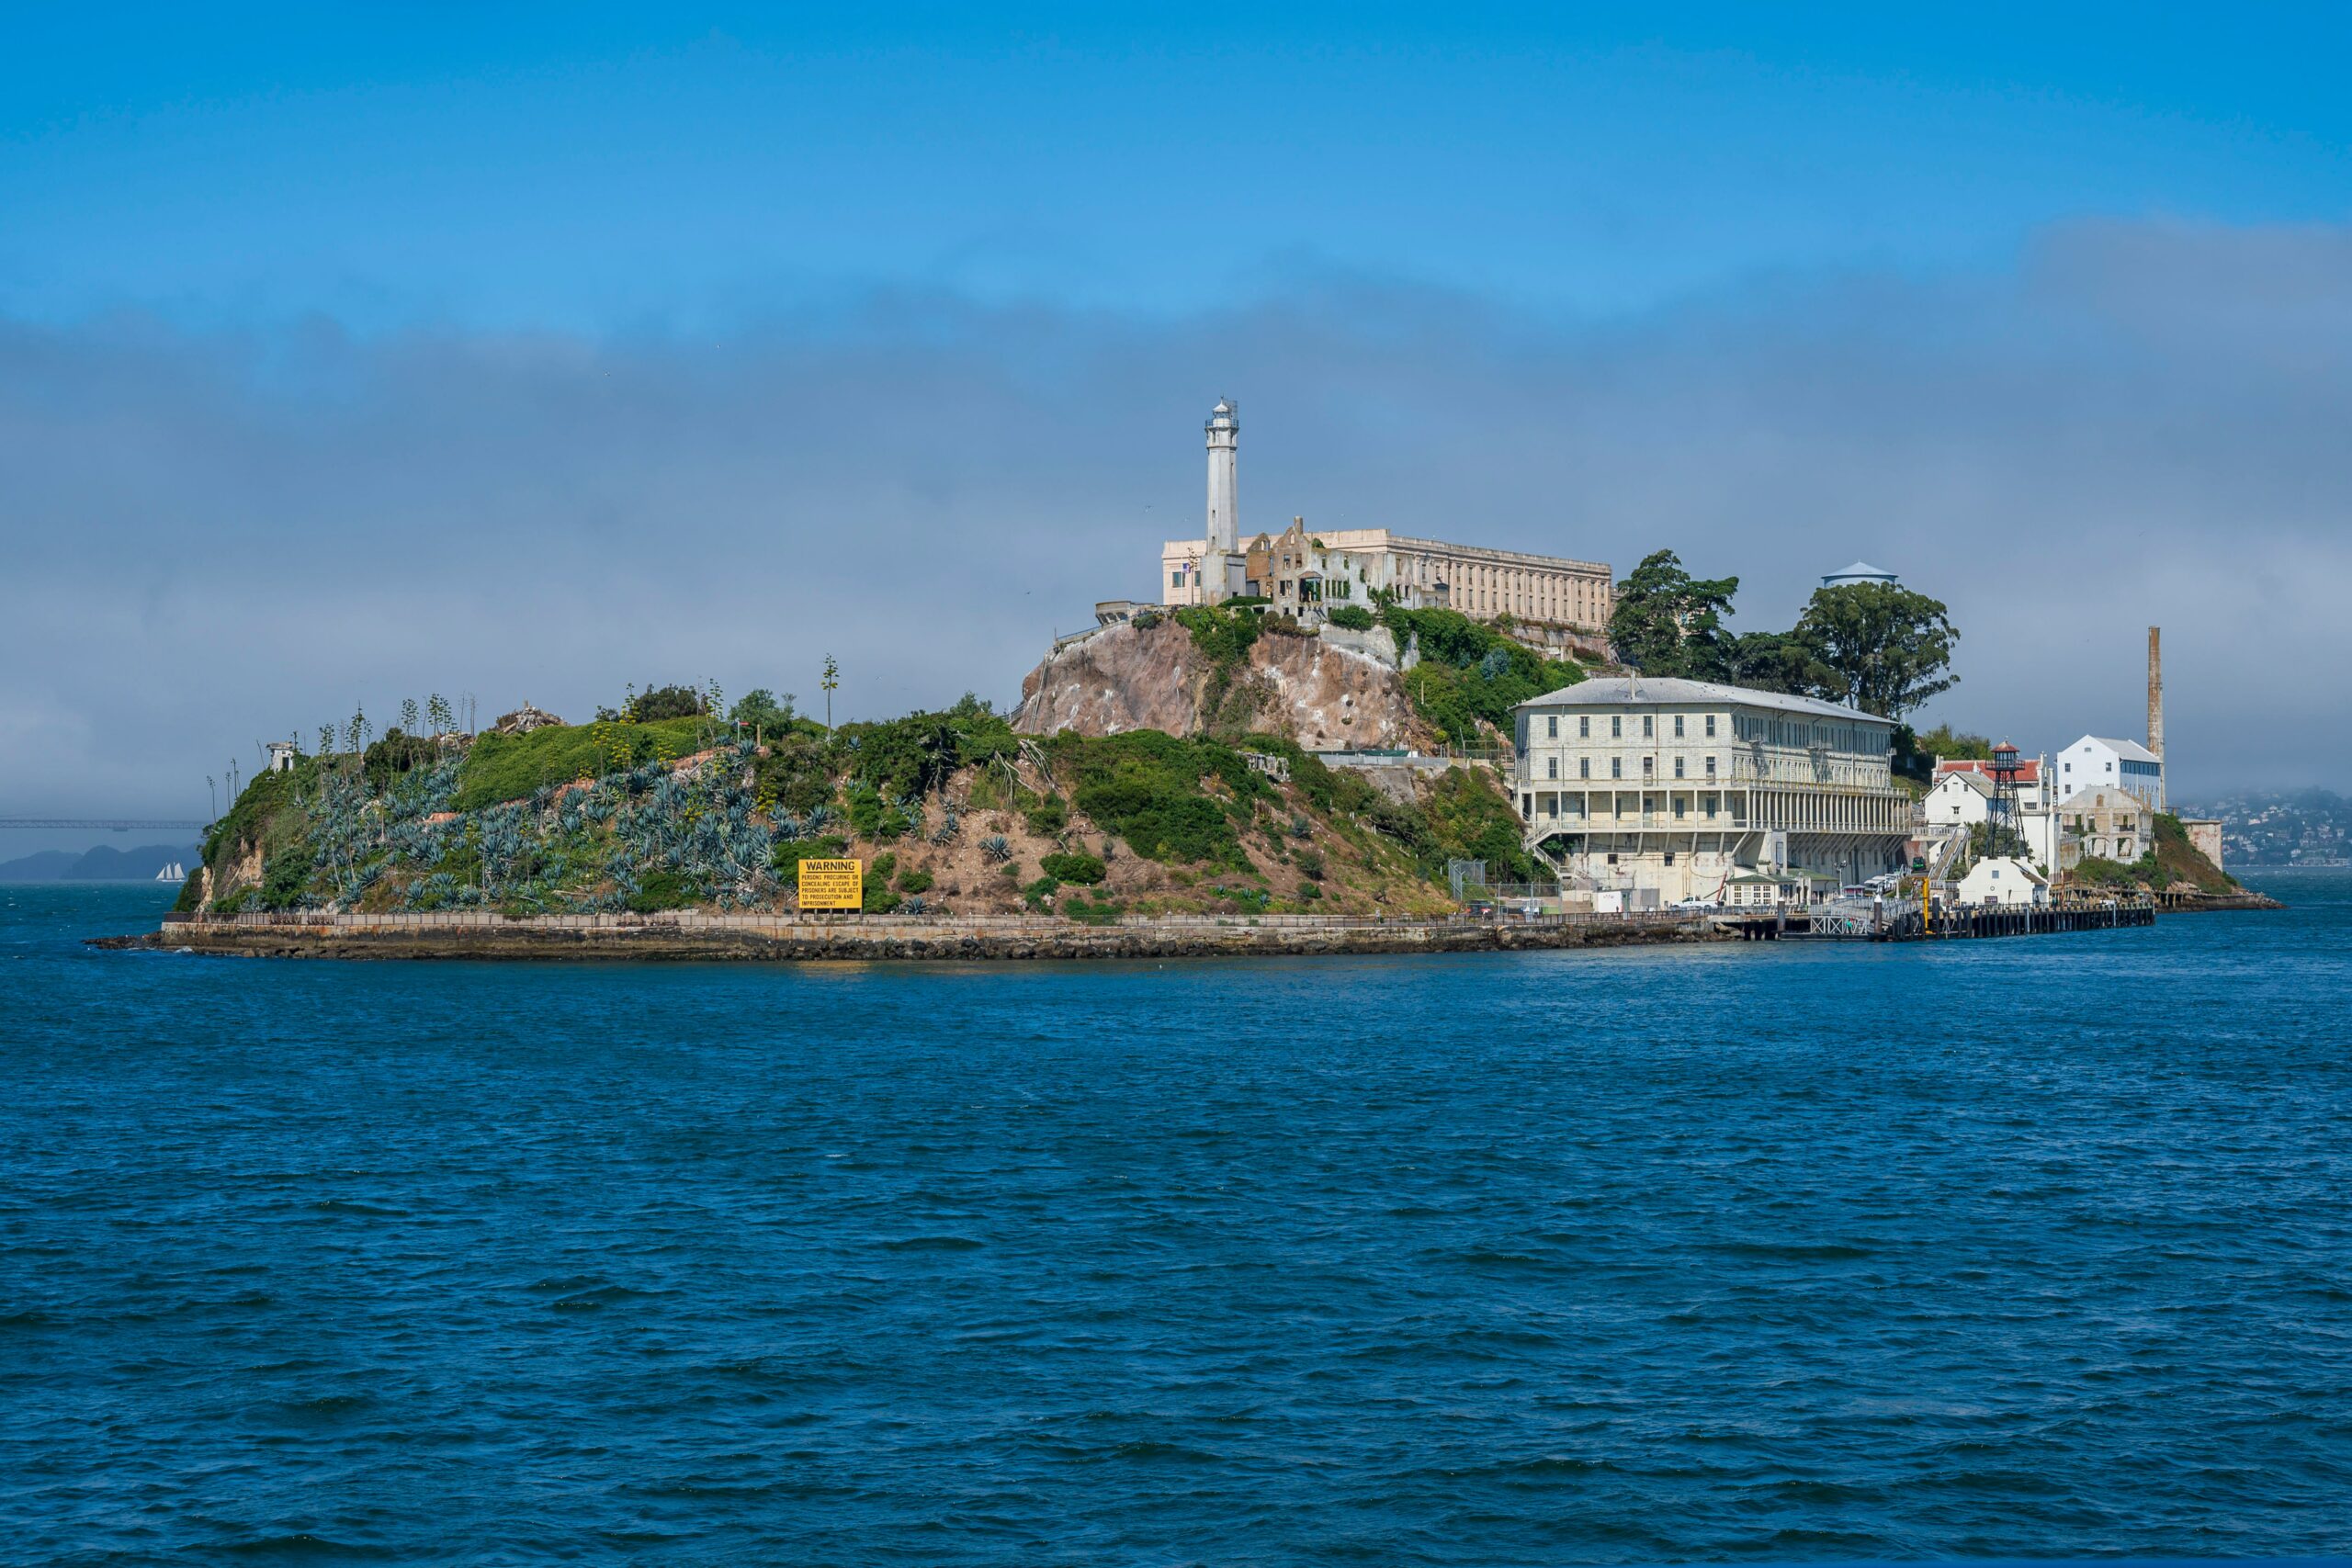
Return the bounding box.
[1608,550,1740,678]
[1791,582,1960,717]
[1724,629,1841,699]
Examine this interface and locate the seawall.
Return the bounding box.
[112,908,1729,963]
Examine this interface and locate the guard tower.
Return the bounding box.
[1987,740,2024,855]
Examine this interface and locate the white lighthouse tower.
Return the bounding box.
[1202,398,1241,602]
[1205,398,1239,556]
[1157,396,1249,606]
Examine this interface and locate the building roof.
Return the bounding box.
[1962,855,2049,886]
[2069,735,2161,765]
[2057,784,2153,813]
[1937,756,2042,782]
[1823,559,1896,583]
[1934,771,1995,797]
[1521,676,1890,726]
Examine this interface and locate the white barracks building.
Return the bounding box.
[1513,678,1916,903]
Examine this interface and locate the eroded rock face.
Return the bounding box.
[1012,620,1430,750]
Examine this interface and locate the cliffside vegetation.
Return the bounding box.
[188,690,1532,921]
[1377,606,1587,745]
[1168,600,1589,748]
[2069,812,2239,895]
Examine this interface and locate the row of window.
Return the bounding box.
[1544,754,1719,781]
[1543,712,1720,741]
[1522,792,1734,826]
[1733,714,1883,753]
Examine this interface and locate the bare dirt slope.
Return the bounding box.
[1012,620,1430,750]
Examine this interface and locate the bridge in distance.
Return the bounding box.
[0,818,210,832]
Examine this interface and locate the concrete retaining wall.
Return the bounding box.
[142,908,1724,963]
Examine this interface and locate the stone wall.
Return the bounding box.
[142,908,1724,964]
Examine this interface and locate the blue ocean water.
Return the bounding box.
[4,877,2349,1565]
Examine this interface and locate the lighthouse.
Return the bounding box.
[1203,398,1240,600]
[1205,398,1239,554]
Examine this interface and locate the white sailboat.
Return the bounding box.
[155,861,186,882]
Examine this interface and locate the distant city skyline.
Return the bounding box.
[5,7,2350,840]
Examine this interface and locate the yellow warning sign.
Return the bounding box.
[797,858,864,911]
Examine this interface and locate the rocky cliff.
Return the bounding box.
[1012,619,1432,750]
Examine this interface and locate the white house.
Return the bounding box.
[1959,855,2049,908]
[1922,769,1994,829]
[2057,735,2164,811]
[1931,754,2046,810]
[1922,758,2060,872]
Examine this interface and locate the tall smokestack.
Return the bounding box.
[2147,626,2164,760]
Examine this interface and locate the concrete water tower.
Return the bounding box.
[1822,559,1899,589]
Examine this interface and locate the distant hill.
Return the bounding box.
[2178,789,2351,868]
[0,851,80,881]
[0,843,202,882]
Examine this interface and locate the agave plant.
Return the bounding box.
[980,833,1012,863]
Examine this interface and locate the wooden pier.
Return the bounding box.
[1726,899,2156,942]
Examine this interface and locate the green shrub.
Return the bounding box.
[1378,605,1585,743]
[1064,897,1122,926]
[774,834,848,875]
[1420,766,1536,881]
[200,764,307,868]
[729,688,796,733]
[626,870,696,913]
[756,737,840,817]
[362,729,437,790]
[896,866,934,894]
[861,852,901,911]
[1039,851,1106,886]
[1325,604,1374,630]
[453,717,706,811]
[624,684,706,721]
[1294,849,1326,882]
[844,784,910,840]
[1028,731,1289,867]
[1173,604,1261,668]
[260,849,311,910]
[1024,795,1068,836]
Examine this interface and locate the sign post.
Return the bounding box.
[797,858,864,912]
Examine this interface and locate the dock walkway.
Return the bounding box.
[1724,899,2157,942]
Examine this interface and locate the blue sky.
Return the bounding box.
[4,6,2350,829]
[8,6,2347,327]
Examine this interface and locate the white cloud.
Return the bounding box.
[3,219,2346,818]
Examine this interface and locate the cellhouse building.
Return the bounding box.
[1512,677,1916,904]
